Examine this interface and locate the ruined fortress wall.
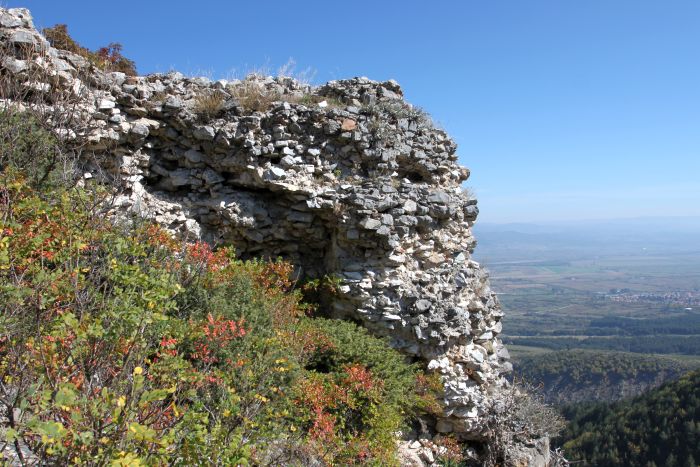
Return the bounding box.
[0,7,514,441]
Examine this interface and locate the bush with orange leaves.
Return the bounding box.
[0,171,426,464]
[43,24,137,76]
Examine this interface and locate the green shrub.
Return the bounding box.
[301,318,417,412]
[290,318,419,464]
[0,110,65,188]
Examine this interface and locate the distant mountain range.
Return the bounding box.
[473,216,700,262]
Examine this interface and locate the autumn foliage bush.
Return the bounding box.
[42,24,137,76]
[0,111,434,464]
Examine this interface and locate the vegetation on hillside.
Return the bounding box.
[43,24,137,76]
[0,109,449,465]
[557,370,700,466]
[513,350,698,405]
[506,335,700,355]
[587,314,700,336]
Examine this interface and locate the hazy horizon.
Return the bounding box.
[476,214,700,228]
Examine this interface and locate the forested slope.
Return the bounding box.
[558,370,700,466]
[514,350,697,404]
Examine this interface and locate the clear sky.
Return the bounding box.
[12,1,700,223]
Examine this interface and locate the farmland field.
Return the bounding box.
[473,220,700,355]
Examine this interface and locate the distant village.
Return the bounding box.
[606,289,700,309]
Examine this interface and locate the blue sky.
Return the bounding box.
[13,1,700,223]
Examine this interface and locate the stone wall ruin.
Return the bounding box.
[0,7,519,447]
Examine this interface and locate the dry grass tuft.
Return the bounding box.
[192,90,226,120]
[227,78,280,113]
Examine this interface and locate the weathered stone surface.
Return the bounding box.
[1,56,26,73]
[8,29,44,49]
[0,12,23,28]
[98,98,116,110]
[193,125,215,140]
[359,217,382,230]
[0,7,529,461]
